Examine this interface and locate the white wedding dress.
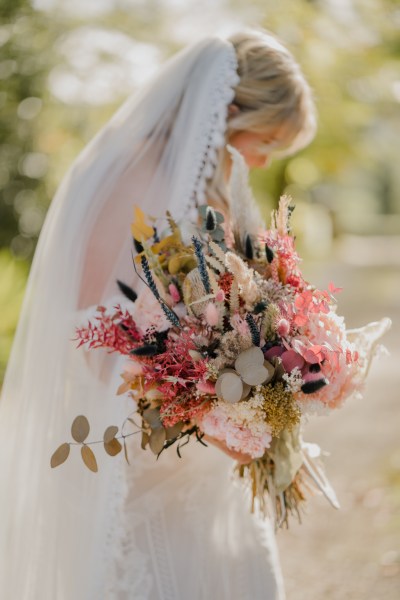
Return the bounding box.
[0,36,285,599]
[70,285,284,600]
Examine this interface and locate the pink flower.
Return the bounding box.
[198,405,272,459]
[328,281,343,295]
[131,287,170,334]
[215,289,225,303]
[196,380,216,394]
[168,283,181,304]
[230,314,250,336]
[277,318,291,337]
[204,302,220,327]
[302,345,324,364]
[294,311,361,410]
[264,346,284,361]
[281,349,305,372]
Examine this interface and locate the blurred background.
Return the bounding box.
[0,0,399,597]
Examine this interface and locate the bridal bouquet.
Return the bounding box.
[51,147,390,528]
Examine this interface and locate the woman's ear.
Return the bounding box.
[228,103,240,117]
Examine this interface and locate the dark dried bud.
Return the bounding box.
[301,378,329,394]
[245,313,260,347]
[265,244,274,263]
[245,234,254,260]
[253,301,268,314]
[153,227,160,243]
[205,207,217,231]
[130,344,159,356]
[117,280,137,303]
[133,238,144,254]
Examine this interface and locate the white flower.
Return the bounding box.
[282,367,304,393]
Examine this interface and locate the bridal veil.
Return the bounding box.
[0,37,246,598]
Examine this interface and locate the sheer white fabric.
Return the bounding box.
[0,35,285,599]
[106,403,285,600]
[75,297,285,599]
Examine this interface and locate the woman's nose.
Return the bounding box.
[249,153,269,169]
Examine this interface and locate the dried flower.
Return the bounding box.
[254,382,301,436]
[198,399,272,459]
[215,347,275,403]
[225,252,260,308]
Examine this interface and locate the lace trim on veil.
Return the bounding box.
[182,45,239,221]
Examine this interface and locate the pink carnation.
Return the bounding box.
[199,405,272,459]
[131,287,170,334]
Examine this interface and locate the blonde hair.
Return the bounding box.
[207,29,317,206]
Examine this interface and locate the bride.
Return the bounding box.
[0,29,316,599]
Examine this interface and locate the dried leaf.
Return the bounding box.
[141,431,150,450]
[263,360,276,383]
[271,356,285,382]
[123,438,130,464]
[149,427,166,455]
[166,210,179,234]
[281,350,305,372]
[189,350,204,362]
[229,279,240,313]
[220,372,243,404]
[104,438,123,457]
[143,408,162,429]
[81,445,98,472]
[50,443,70,468]
[189,293,215,306]
[127,416,142,430]
[241,364,270,386]
[210,228,225,242]
[183,268,209,316]
[241,382,252,400]
[168,254,186,275]
[131,205,154,241]
[235,346,264,375]
[215,368,236,398]
[71,415,90,443]
[103,425,119,444]
[166,422,184,440]
[117,381,132,395]
[209,240,227,264]
[207,268,221,294]
[205,254,225,274]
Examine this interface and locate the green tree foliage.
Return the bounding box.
[0,1,57,258]
[0,0,399,383]
[250,0,400,236]
[0,249,28,383]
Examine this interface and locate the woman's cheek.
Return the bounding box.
[245,151,268,168]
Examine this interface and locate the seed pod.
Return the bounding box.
[130,344,159,356]
[265,244,274,263]
[253,301,268,314]
[245,234,253,260]
[205,207,217,231]
[301,378,329,394]
[133,238,144,254]
[116,280,137,303]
